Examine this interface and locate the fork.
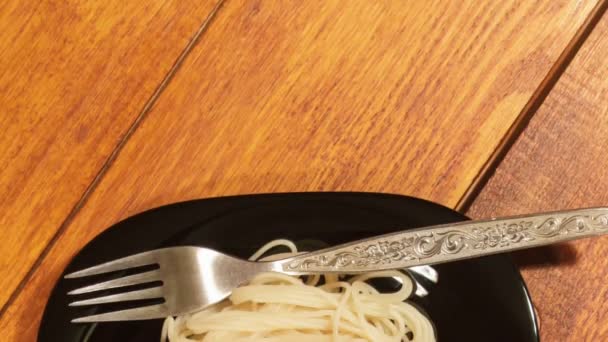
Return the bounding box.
[66,207,608,322]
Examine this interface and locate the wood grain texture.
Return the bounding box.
[0,0,219,310]
[468,14,608,341]
[1,0,602,340]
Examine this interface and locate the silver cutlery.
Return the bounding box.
[66,207,608,323]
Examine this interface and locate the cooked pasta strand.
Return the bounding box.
[161,240,435,342]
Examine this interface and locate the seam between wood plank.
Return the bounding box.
[0,0,226,318]
[455,0,608,214]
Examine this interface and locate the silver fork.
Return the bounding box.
[66,207,608,322]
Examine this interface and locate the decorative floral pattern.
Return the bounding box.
[286,213,608,271]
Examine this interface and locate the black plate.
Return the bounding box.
[39,192,538,341]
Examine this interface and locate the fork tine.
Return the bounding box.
[64,250,160,279]
[68,270,161,295]
[69,287,163,307]
[71,303,169,323]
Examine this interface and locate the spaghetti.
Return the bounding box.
[161,239,435,342]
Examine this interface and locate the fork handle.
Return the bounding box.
[278,207,608,274]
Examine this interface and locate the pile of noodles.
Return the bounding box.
[161,239,435,342]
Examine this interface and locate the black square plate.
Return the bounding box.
[39,192,538,341]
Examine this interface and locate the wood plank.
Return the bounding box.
[468,12,608,341]
[0,0,219,310]
[2,0,603,339]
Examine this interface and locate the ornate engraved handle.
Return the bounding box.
[278,208,608,274]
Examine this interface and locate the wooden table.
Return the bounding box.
[1,0,607,340]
